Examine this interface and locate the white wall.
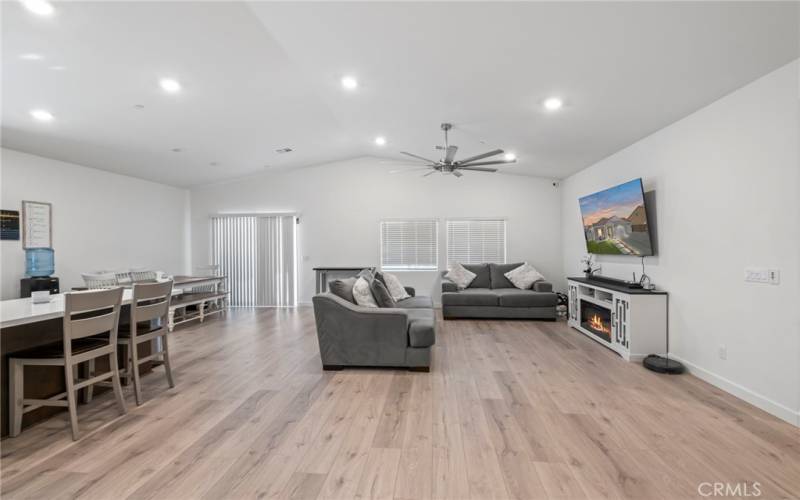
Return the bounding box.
[560,60,800,425]
[0,148,189,299]
[190,157,562,305]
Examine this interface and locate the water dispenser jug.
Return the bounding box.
[25,248,55,277]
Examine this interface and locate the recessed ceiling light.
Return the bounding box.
[133,104,145,109]
[374,136,387,146]
[20,0,54,16]
[543,97,563,111]
[159,78,181,93]
[19,53,43,61]
[30,109,54,121]
[275,147,293,154]
[171,148,183,153]
[209,162,218,166]
[341,76,358,90]
[504,152,516,161]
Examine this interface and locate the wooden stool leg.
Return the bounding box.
[83,359,95,403]
[109,352,127,415]
[130,340,143,406]
[64,363,80,440]
[9,359,24,437]
[161,334,175,388]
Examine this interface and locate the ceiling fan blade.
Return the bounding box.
[444,145,458,163]
[422,170,437,177]
[456,149,504,165]
[400,151,439,164]
[452,170,463,178]
[458,158,517,167]
[390,167,434,174]
[457,166,497,173]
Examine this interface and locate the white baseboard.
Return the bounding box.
[668,354,800,427]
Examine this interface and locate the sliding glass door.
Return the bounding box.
[210,214,297,307]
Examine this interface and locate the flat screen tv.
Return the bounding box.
[579,178,654,256]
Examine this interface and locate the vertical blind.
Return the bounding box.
[210,214,297,307]
[446,219,507,267]
[380,220,438,270]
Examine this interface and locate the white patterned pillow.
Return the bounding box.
[382,272,411,301]
[504,262,545,290]
[352,277,378,307]
[444,263,477,290]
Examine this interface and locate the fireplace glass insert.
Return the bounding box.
[580,301,612,343]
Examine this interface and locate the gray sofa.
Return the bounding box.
[312,287,435,371]
[441,263,557,320]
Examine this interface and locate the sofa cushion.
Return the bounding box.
[370,278,397,308]
[463,264,491,288]
[328,277,357,303]
[444,263,477,290]
[493,288,557,307]
[397,296,434,309]
[406,309,436,347]
[490,262,524,289]
[382,272,411,301]
[353,277,378,308]
[504,262,545,290]
[441,288,499,306]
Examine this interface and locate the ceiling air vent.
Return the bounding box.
[275,147,293,154]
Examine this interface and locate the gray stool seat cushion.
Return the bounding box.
[406,309,436,348]
[441,288,499,306]
[494,288,558,307]
[397,296,434,309]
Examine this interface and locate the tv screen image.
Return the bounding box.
[579,178,654,256]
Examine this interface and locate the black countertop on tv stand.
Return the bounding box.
[568,276,668,295]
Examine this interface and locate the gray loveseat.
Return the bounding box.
[312,287,435,371]
[441,263,557,320]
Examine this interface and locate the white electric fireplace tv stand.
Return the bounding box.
[567,277,668,362]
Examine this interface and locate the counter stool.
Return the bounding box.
[8,287,127,440]
[119,280,174,405]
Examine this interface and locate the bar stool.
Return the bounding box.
[8,287,127,440]
[119,280,174,405]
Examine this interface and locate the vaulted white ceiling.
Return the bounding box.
[3,1,798,186]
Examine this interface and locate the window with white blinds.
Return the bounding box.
[380,220,438,270]
[446,219,507,267]
[210,214,297,307]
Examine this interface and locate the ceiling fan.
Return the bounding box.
[395,122,516,177]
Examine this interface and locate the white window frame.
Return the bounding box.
[446,218,507,267]
[380,219,439,271]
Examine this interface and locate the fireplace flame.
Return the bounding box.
[588,314,610,333]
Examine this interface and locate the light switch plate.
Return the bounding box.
[745,267,780,285]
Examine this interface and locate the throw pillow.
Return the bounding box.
[445,263,477,290]
[328,277,357,303]
[504,262,545,290]
[353,277,379,307]
[370,279,397,308]
[382,272,411,301]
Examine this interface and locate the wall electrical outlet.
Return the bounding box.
[768,269,780,285]
[718,345,727,360]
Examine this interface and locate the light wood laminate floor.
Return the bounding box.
[2,308,798,499]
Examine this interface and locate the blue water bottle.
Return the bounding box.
[25,248,55,277]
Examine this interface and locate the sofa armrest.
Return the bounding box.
[441,277,459,293]
[533,280,553,293]
[312,293,410,365]
[404,286,416,297]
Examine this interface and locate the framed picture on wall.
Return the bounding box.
[1,210,20,240]
[22,200,52,249]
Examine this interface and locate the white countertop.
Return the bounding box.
[1,290,132,329]
[1,276,224,329]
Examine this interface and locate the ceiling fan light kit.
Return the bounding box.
[398,122,517,177]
